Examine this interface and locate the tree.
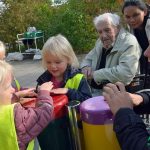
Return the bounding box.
[0,0,50,51]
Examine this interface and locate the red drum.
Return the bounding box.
[22,94,68,119]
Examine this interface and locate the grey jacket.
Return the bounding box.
[81,28,141,86]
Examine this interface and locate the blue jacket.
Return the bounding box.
[36,66,92,102]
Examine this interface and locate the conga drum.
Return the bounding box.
[80,96,120,150]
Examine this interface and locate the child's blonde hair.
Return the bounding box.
[0,60,12,87]
[0,41,5,52]
[42,34,79,68]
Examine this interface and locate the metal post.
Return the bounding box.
[34,38,38,50]
[66,101,82,150]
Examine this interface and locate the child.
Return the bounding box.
[0,40,36,100]
[36,34,92,101]
[0,60,54,150]
[0,40,22,91]
[36,34,92,150]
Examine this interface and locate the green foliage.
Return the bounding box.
[42,0,120,53]
[44,5,96,53]
[0,0,49,51]
[0,0,149,53]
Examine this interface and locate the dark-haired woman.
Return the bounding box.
[122,0,150,74]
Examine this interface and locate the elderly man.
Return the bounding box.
[81,13,141,96]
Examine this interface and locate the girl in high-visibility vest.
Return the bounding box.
[37,34,92,101]
[36,34,92,150]
[0,60,54,150]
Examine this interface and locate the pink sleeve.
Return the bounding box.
[14,90,54,149]
[11,93,19,104]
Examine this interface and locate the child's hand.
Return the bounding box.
[51,88,68,94]
[40,81,53,92]
[15,88,37,98]
[19,97,37,105]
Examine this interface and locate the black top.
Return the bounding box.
[90,47,112,89]
[114,90,150,150]
[133,12,150,74]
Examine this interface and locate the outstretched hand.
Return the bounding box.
[103,82,133,115]
[51,88,68,95]
[40,81,54,92]
[19,97,37,105]
[15,88,37,98]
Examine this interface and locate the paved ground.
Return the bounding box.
[9,54,86,88]
[10,59,44,88]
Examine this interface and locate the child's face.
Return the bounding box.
[44,52,68,81]
[0,74,15,105]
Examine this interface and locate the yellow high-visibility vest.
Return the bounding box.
[14,78,21,91]
[65,73,83,90]
[0,104,35,150]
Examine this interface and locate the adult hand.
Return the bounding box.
[15,88,37,98]
[40,81,53,92]
[51,88,68,94]
[144,45,150,62]
[128,93,143,106]
[81,66,93,79]
[103,82,133,115]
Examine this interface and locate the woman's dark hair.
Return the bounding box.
[122,0,148,13]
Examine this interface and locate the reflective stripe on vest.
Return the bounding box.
[14,78,21,91]
[27,138,41,150]
[27,139,34,150]
[65,74,83,90]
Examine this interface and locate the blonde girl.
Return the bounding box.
[0,60,54,150]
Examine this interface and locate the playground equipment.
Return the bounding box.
[16,30,44,53]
